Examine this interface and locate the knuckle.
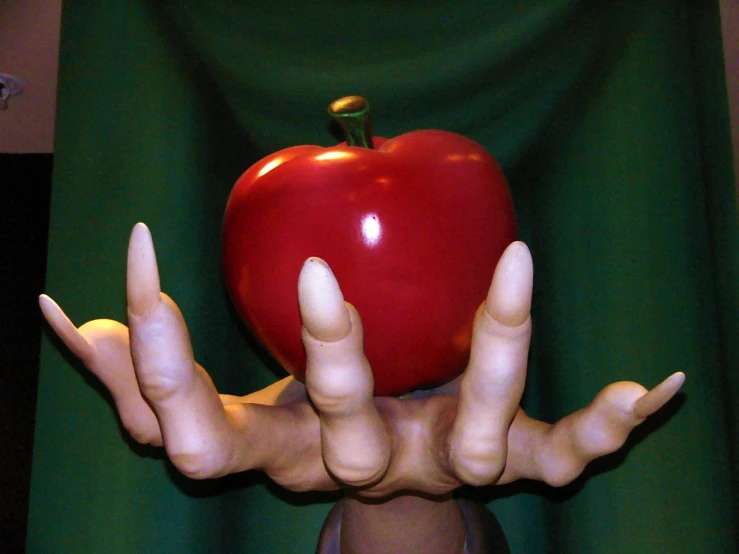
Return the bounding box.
[268,468,332,493]
[307,373,373,416]
[324,447,389,487]
[540,464,581,488]
[124,425,162,447]
[451,444,506,486]
[330,463,386,488]
[271,477,314,493]
[454,460,503,487]
[169,451,228,480]
[137,369,190,403]
[542,471,574,488]
[533,451,584,488]
[310,392,364,417]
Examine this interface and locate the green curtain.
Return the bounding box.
[28,1,738,552]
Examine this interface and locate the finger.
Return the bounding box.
[634,372,685,418]
[80,320,165,445]
[300,258,391,487]
[39,294,163,445]
[126,224,237,478]
[39,294,95,364]
[449,241,533,485]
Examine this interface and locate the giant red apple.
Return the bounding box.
[222,97,516,396]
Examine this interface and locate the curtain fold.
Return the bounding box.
[29,1,737,552]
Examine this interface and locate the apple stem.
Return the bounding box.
[328,96,374,149]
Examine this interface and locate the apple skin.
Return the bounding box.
[222,130,516,396]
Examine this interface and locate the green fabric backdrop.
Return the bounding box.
[28,0,738,552]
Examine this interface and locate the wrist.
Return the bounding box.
[340,494,466,554]
[316,494,511,554]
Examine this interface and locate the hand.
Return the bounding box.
[40,223,684,498]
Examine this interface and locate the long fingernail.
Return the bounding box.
[486,241,533,327]
[127,223,161,317]
[298,258,351,342]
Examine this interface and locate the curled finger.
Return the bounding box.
[127,223,238,478]
[300,258,391,487]
[39,294,163,445]
[449,242,533,485]
[39,295,95,364]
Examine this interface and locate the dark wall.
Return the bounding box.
[0,154,52,554]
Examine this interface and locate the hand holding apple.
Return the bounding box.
[40,224,685,495]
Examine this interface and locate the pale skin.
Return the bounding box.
[40,223,685,554]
